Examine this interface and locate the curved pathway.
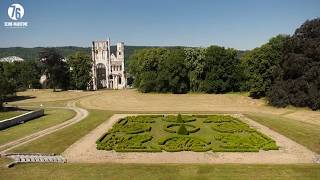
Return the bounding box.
[0,101,89,155]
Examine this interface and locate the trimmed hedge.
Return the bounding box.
[97,133,154,151]
[97,114,278,153]
[163,123,200,134]
[158,136,211,152]
[162,115,196,123]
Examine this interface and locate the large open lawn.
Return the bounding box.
[0,159,319,180]
[245,113,320,154]
[8,89,97,107]
[1,89,320,179]
[10,109,113,154]
[0,108,75,147]
[77,89,320,126]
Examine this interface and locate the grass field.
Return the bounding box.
[11,89,95,105]
[1,89,320,179]
[245,113,320,154]
[0,109,75,146]
[10,109,113,154]
[77,89,320,126]
[0,159,319,180]
[0,111,27,121]
[97,115,278,152]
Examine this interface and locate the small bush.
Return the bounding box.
[177,114,183,123]
[177,124,189,135]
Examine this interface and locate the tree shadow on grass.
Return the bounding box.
[6,95,35,102]
[2,96,37,112]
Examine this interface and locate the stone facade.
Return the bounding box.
[91,38,126,90]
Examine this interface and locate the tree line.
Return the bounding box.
[129,46,243,94]
[129,18,320,110]
[0,50,92,110]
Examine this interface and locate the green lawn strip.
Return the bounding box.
[245,113,320,154]
[0,109,76,146]
[9,109,113,154]
[0,111,27,121]
[0,160,319,180]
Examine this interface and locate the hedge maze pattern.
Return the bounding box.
[96,114,278,152]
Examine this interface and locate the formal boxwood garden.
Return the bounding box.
[96,114,278,152]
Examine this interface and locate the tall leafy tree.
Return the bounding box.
[203,46,241,93]
[241,35,288,98]
[68,52,92,90]
[184,48,206,92]
[129,48,169,92]
[16,60,41,89]
[0,63,16,110]
[39,48,69,91]
[268,18,320,110]
[166,48,189,93]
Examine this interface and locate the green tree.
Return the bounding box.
[0,63,16,110]
[203,46,241,93]
[184,48,206,92]
[129,48,169,92]
[241,35,288,98]
[268,18,320,110]
[39,48,69,91]
[129,48,189,93]
[15,60,41,89]
[68,52,92,90]
[166,48,189,93]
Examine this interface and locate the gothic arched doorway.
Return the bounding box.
[96,63,106,89]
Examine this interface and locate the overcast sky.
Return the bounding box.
[0,0,319,50]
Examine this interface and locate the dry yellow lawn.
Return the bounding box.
[11,89,97,106]
[10,89,320,126]
[78,89,320,126]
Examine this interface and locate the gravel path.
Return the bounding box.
[0,101,89,154]
[63,114,318,164]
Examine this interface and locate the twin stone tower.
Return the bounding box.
[91,38,126,90]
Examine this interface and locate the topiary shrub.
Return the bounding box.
[177,124,189,135]
[177,114,183,123]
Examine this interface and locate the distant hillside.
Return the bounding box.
[0,46,248,66]
[0,46,154,61]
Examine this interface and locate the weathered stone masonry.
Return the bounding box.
[91,38,126,90]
